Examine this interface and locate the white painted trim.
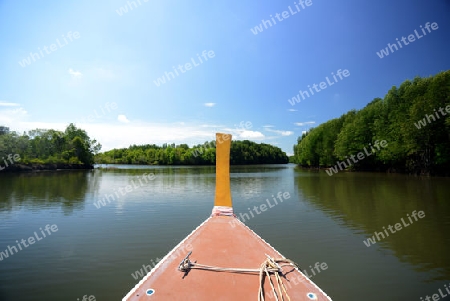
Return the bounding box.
[122,216,212,300]
[123,216,332,300]
[232,218,333,300]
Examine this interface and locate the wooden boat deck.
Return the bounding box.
[123,215,331,300]
[123,133,331,300]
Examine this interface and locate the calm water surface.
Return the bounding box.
[0,164,449,301]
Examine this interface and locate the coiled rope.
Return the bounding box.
[178,251,299,301]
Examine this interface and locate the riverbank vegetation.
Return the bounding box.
[95,140,289,165]
[0,123,101,169]
[293,70,450,175]
[1,124,288,169]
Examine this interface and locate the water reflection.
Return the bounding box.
[294,169,450,281]
[1,165,449,301]
[0,171,95,214]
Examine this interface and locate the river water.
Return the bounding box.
[0,164,449,301]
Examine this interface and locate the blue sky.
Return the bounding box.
[0,0,449,155]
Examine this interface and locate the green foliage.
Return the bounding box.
[294,70,450,175]
[0,123,101,165]
[0,126,9,136]
[96,140,289,165]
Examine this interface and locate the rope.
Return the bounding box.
[258,256,297,301]
[178,252,299,300]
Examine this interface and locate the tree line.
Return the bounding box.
[95,139,289,165]
[0,123,288,168]
[293,70,450,175]
[0,123,101,166]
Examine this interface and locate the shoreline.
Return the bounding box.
[0,163,94,173]
[295,165,450,177]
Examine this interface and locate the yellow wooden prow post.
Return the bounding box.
[212,133,234,216]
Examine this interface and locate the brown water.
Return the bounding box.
[0,165,449,300]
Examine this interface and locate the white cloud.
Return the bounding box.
[13,122,67,135]
[238,130,264,139]
[204,103,215,107]
[264,126,294,136]
[7,121,215,151]
[287,109,297,112]
[68,68,82,78]
[294,121,315,126]
[0,107,28,125]
[200,124,223,128]
[117,115,130,123]
[273,130,294,136]
[0,102,20,107]
[3,118,279,152]
[220,126,264,140]
[83,122,220,150]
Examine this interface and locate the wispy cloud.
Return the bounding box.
[118,114,130,123]
[294,121,315,126]
[287,109,297,112]
[82,122,230,150]
[200,124,223,128]
[221,125,265,140]
[268,129,294,136]
[238,130,264,139]
[68,68,82,78]
[0,107,28,124]
[263,126,294,136]
[204,102,216,107]
[10,121,215,151]
[4,117,276,152]
[0,102,20,107]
